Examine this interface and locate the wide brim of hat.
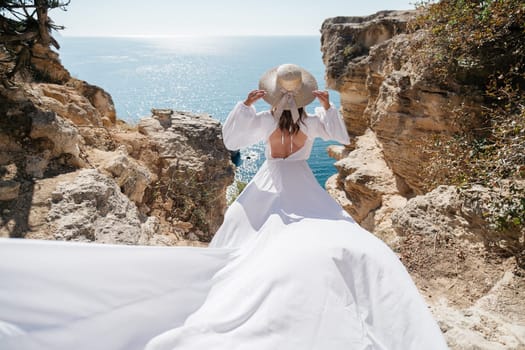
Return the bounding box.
[258,65,318,108]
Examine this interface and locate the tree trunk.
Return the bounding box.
[34,0,50,46]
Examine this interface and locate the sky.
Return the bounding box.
[50,0,415,37]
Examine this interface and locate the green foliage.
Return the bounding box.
[0,0,70,82]
[0,0,70,42]
[410,0,524,85]
[152,168,213,237]
[227,180,247,205]
[411,0,525,264]
[460,182,525,267]
[343,43,365,58]
[236,180,247,194]
[489,185,525,232]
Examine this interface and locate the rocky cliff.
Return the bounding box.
[321,10,525,350]
[0,45,234,246]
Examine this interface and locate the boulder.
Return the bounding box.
[103,150,154,209]
[48,169,153,244]
[28,110,83,176]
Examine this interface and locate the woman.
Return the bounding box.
[0,64,448,350]
[145,64,449,349]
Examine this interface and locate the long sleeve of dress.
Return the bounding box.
[306,105,350,145]
[222,102,274,150]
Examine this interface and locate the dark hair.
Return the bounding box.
[275,108,305,135]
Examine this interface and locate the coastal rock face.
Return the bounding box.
[134,109,234,240]
[28,109,84,175]
[392,183,525,263]
[326,130,406,244]
[322,10,481,196]
[30,43,71,84]
[0,90,83,179]
[321,11,411,136]
[321,10,524,349]
[28,80,117,150]
[0,45,234,245]
[30,81,116,127]
[320,9,487,245]
[391,185,525,349]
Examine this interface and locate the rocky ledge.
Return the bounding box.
[321,10,525,350]
[0,46,234,246]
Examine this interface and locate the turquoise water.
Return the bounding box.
[57,36,342,186]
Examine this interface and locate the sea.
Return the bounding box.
[57,36,342,186]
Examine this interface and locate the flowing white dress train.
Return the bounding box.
[0,102,449,350]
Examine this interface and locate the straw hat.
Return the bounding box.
[258,63,318,122]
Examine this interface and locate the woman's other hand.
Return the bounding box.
[244,90,266,106]
[312,90,330,110]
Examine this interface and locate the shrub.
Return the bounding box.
[410,0,525,265]
[227,180,247,205]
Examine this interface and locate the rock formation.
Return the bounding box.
[0,44,234,245]
[47,169,157,244]
[321,10,525,349]
[122,108,233,240]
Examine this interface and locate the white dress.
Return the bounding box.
[0,102,449,350]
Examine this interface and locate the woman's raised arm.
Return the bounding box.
[222,90,273,150]
[307,90,350,145]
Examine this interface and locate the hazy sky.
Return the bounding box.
[50,0,414,37]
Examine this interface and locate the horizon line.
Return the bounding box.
[56,33,322,38]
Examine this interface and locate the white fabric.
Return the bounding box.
[0,102,449,350]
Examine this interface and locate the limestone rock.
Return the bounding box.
[329,130,393,220]
[430,270,525,350]
[134,109,235,239]
[321,10,483,232]
[1,88,85,179]
[391,185,470,238]
[29,110,80,156]
[24,151,50,179]
[321,11,413,136]
[28,110,83,176]
[1,42,232,246]
[70,79,117,125]
[23,172,80,239]
[392,184,525,251]
[27,82,116,150]
[103,150,153,208]
[0,180,20,201]
[48,169,152,244]
[26,42,115,126]
[327,144,351,161]
[321,10,481,195]
[30,83,102,126]
[30,43,70,84]
[326,129,405,244]
[390,184,525,348]
[0,142,20,167]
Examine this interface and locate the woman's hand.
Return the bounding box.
[312,90,330,110]
[244,90,266,106]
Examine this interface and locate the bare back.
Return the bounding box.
[268,128,308,159]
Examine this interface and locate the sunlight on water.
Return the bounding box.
[146,36,237,56]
